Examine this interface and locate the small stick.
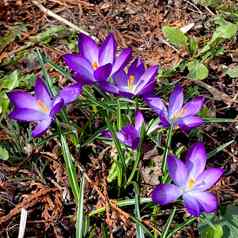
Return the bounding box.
[31,0,97,40]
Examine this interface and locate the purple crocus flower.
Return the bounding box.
[152,143,223,216]
[8,78,81,137]
[116,111,144,150]
[145,85,204,131]
[112,58,158,98]
[64,33,132,93]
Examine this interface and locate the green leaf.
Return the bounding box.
[0,146,9,160]
[221,205,238,238]
[212,22,238,41]
[199,224,223,238]
[226,66,238,78]
[0,70,19,90]
[189,37,198,55]
[162,26,188,48]
[187,60,209,80]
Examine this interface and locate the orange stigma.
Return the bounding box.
[92,62,98,70]
[128,75,135,90]
[36,100,49,113]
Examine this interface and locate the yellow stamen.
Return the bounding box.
[187,178,196,190]
[36,100,49,113]
[128,75,135,90]
[92,62,98,70]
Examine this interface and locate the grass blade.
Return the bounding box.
[76,175,85,238]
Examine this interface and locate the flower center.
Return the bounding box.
[128,75,135,90]
[187,178,196,190]
[92,62,98,70]
[172,108,187,120]
[36,100,49,113]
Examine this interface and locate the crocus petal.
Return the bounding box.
[116,125,140,150]
[185,143,207,179]
[113,69,128,88]
[32,119,52,137]
[9,108,48,121]
[50,97,64,116]
[145,97,169,127]
[135,111,144,132]
[184,191,218,215]
[35,78,51,108]
[168,85,184,119]
[99,33,116,66]
[64,54,94,81]
[94,64,112,81]
[101,129,112,138]
[152,184,181,205]
[59,83,82,105]
[111,48,132,75]
[183,193,201,216]
[177,116,203,131]
[134,65,158,95]
[167,155,188,186]
[98,81,119,94]
[128,58,145,82]
[195,168,224,191]
[78,33,99,64]
[137,79,156,97]
[145,96,168,117]
[180,96,204,117]
[8,91,38,110]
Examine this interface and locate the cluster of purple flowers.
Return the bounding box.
[8,33,223,217]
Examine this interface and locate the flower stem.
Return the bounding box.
[161,207,176,238]
[161,125,173,180]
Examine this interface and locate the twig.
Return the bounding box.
[31,0,97,40]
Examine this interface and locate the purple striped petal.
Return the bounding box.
[128,58,145,83]
[99,33,116,66]
[168,85,184,119]
[135,111,144,132]
[94,64,112,81]
[167,155,188,186]
[32,118,52,137]
[111,48,132,75]
[134,65,158,94]
[195,168,224,191]
[145,97,169,127]
[9,108,48,121]
[98,81,119,94]
[64,54,94,81]
[183,192,201,216]
[177,115,203,131]
[184,191,218,216]
[180,96,204,117]
[59,83,82,105]
[116,125,140,150]
[152,184,181,205]
[113,69,128,88]
[137,79,156,97]
[78,33,99,64]
[35,78,51,108]
[185,143,207,179]
[8,91,38,110]
[145,97,168,116]
[50,97,64,116]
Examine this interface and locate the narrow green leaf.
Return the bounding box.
[199,224,223,238]
[208,140,234,159]
[60,134,80,201]
[76,175,85,238]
